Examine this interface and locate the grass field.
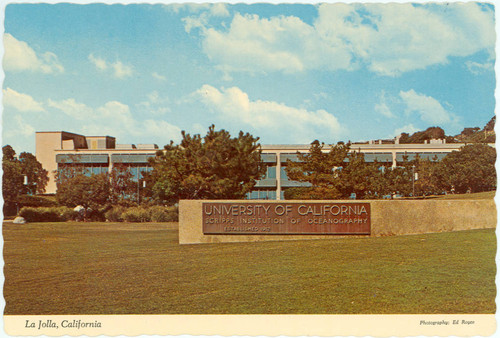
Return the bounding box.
[431,191,496,200]
[3,222,496,315]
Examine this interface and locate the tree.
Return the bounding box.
[2,145,49,205]
[109,164,136,204]
[148,125,266,202]
[2,146,23,206]
[18,152,49,195]
[399,127,449,143]
[56,173,111,209]
[433,144,496,193]
[339,151,382,198]
[406,155,442,196]
[3,145,16,161]
[285,141,350,199]
[55,154,88,184]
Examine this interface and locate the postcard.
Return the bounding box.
[2,1,497,337]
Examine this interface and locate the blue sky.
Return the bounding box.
[2,2,496,154]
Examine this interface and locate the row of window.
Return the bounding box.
[263,166,289,180]
[246,189,285,200]
[58,164,153,181]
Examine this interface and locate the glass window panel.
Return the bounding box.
[267,166,276,179]
[280,167,288,179]
[269,190,276,200]
[131,167,139,181]
[84,167,92,177]
[92,166,100,175]
[251,191,259,199]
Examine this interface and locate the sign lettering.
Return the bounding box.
[202,202,371,235]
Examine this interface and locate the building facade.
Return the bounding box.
[36,131,483,199]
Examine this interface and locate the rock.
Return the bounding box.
[74,205,85,212]
[13,216,26,224]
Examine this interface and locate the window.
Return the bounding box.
[269,190,277,200]
[280,167,288,179]
[259,191,269,199]
[266,166,276,179]
[130,166,139,181]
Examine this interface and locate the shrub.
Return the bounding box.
[3,202,18,217]
[19,206,77,222]
[122,207,151,222]
[103,205,179,223]
[150,205,178,222]
[18,195,59,208]
[105,206,126,222]
[58,207,79,221]
[3,195,60,217]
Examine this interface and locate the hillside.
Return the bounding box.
[399,116,495,144]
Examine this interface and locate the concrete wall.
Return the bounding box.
[179,199,496,244]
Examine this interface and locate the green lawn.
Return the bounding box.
[3,222,496,315]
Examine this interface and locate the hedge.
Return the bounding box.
[18,205,179,223]
[19,207,79,222]
[105,205,178,222]
[3,195,59,217]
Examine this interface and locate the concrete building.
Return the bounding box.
[36,131,158,194]
[36,131,485,199]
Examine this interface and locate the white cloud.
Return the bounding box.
[15,116,36,137]
[210,3,229,17]
[47,98,92,119]
[314,92,329,100]
[221,72,233,82]
[3,33,64,74]
[143,120,182,139]
[201,13,347,74]
[375,102,394,119]
[183,16,207,34]
[47,97,180,142]
[97,101,133,120]
[3,115,36,140]
[466,61,494,75]
[190,3,494,76]
[3,88,45,112]
[177,3,229,33]
[152,72,166,81]
[112,61,133,79]
[2,114,37,152]
[375,91,395,118]
[88,54,133,79]
[168,3,229,17]
[195,84,344,143]
[394,124,420,136]
[136,91,171,116]
[88,54,107,71]
[399,89,457,125]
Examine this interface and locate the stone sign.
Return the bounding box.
[202,202,371,235]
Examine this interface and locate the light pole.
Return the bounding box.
[17,175,28,214]
[412,165,415,198]
[137,179,140,204]
[137,179,146,204]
